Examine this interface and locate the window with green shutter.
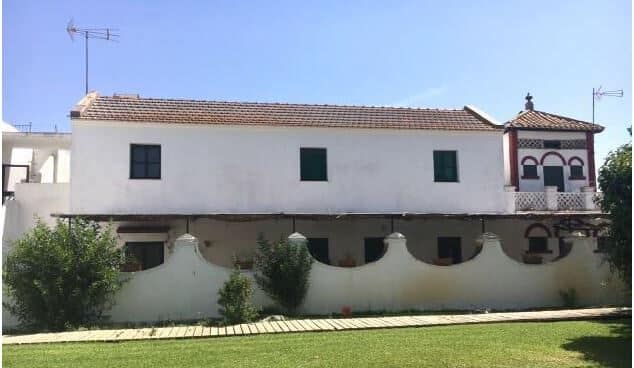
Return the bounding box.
[130,144,161,179]
[300,148,327,181]
[433,150,458,182]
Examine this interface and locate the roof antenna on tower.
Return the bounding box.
[524,93,534,111]
[66,19,119,95]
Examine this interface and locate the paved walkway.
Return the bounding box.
[3,307,629,345]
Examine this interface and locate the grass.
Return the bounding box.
[3,319,631,368]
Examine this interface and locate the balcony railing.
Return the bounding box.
[506,186,601,212]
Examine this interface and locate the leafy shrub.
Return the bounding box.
[217,268,259,325]
[559,288,578,308]
[253,235,313,315]
[3,218,123,331]
[598,132,632,287]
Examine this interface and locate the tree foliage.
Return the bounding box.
[3,218,124,331]
[217,268,260,325]
[598,129,632,287]
[253,235,313,314]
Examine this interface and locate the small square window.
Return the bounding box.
[364,237,385,263]
[300,148,327,181]
[307,238,330,264]
[122,242,164,271]
[528,237,549,253]
[543,140,561,149]
[437,237,462,264]
[433,151,458,182]
[130,144,161,179]
[523,165,538,178]
[570,165,584,179]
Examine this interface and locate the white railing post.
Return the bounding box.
[581,186,596,210]
[544,186,558,211]
[504,185,516,213]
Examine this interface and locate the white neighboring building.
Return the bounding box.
[1,93,622,327]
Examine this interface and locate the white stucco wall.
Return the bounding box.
[71,121,505,214]
[2,183,70,328]
[103,233,624,323]
[516,131,590,192]
[2,133,72,185]
[502,132,510,185]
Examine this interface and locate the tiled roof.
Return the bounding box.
[70,93,501,131]
[505,110,604,132]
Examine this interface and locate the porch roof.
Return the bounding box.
[50,211,604,222]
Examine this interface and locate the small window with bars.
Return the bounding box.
[570,165,584,179]
[543,140,562,149]
[522,164,538,179]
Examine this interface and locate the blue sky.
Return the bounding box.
[3,0,631,166]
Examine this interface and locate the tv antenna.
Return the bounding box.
[592,86,623,123]
[66,19,119,95]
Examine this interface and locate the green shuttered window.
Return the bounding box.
[130,144,161,179]
[433,150,458,182]
[300,148,327,181]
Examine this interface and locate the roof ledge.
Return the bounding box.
[70,91,99,118]
[464,105,503,129]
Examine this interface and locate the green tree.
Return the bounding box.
[597,128,632,287]
[3,218,124,331]
[253,235,313,315]
[217,268,260,325]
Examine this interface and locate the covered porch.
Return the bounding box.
[53,212,608,270]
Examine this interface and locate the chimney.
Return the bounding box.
[525,93,534,111]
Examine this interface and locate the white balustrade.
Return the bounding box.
[556,193,585,210]
[514,192,547,211]
[513,188,600,212]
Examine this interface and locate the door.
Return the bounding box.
[543,166,564,192]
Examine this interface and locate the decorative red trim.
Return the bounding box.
[567,156,585,166]
[520,156,539,165]
[509,130,519,188]
[586,132,596,187]
[539,151,566,165]
[524,223,552,238]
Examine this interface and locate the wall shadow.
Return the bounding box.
[561,316,631,368]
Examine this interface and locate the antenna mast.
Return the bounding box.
[66,19,119,95]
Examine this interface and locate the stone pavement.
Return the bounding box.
[3,307,629,345]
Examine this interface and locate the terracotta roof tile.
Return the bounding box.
[505,110,604,132]
[70,93,501,131]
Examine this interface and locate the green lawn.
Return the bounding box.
[3,319,631,368]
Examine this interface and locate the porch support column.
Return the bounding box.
[288,231,307,247]
[581,186,596,210]
[504,185,516,213]
[479,232,500,248]
[545,186,558,211]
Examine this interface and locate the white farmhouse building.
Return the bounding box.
[2,93,623,326]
